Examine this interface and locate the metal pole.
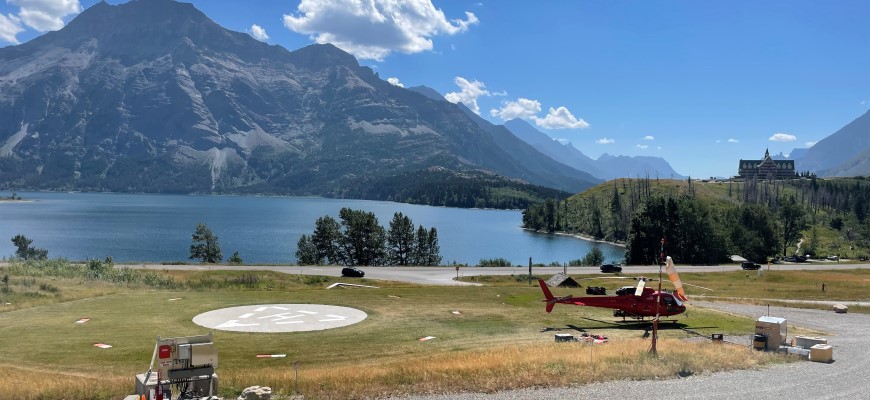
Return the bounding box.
[528,257,532,286]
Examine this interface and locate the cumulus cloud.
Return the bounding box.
[283,0,478,61]
[643,135,654,140]
[0,13,23,44]
[596,138,614,144]
[636,144,649,149]
[444,77,489,114]
[805,141,816,147]
[386,77,404,87]
[489,98,541,121]
[534,106,590,129]
[250,24,269,41]
[769,132,797,142]
[728,138,739,143]
[9,0,81,32]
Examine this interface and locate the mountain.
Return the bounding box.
[502,119,685,180]
[0,0,599,198]
[595,153,685,179]
[797,109,870,176]
[502,119,604,178]
[772,148,810,161]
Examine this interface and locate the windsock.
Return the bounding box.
[665,256,688,301]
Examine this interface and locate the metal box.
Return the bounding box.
[190,342,217,368]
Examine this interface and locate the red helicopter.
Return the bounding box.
[539,278,686,318]
[539,257,703,319]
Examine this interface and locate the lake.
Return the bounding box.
[0,192,625,265]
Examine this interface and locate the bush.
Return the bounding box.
[478,257,512,267]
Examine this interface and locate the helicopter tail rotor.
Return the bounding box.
[538,279,557,313]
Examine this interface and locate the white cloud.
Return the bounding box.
[489,98,541,121]
[643,135,654,140]
[444,76,489,114]
[636,144,649,149]
[769,132,797,142]
[283,0,478,61]
[386,77,404,87]
[250,24,269,41]
[555,138,570,145]
[491,90,507,97]
[0,13,23,44]
[728,138,739,143]
[805,141,816,147]
[533,106,589,129]
[716,140,721,143]
[9,0,81,32]
[596,138,614,144]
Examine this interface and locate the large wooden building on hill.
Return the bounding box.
[737,149,796,180]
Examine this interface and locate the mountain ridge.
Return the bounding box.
[0,0,599,201]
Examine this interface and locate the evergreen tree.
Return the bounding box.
[387,212,415,266]
[189,223,222,263]
[11,234,48,260]
[228,251,243,264]
[414,225,430,265]
[425,227,442,266]
[312,216,342,264]
[295,234,320,265]
[337,208,386,266]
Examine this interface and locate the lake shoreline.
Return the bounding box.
[523,228,627,249]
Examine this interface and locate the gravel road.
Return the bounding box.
[384,302,869,400]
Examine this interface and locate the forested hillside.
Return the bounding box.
[523,177,870,265]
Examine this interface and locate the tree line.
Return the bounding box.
[523,177,870,265]
[296,208,442,266]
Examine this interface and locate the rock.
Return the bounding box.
[238,386,272,400]
[832,304,848,313]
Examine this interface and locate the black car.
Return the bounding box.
[600,264,622,273]
[341,267,365,277]
[741,261,761,270]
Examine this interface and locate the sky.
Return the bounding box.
[1,0,869,179]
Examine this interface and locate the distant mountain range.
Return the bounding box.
[0,0,862,205]
[502,119,685,180]
[0,0,599,199]
[793,109,870,177]
[410,87,685,181]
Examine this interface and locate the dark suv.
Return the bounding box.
[341,267,365,277]
[741,261,761,270]
[600,264,622,273]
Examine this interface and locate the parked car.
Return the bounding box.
[741,261,761,270]
[600,264,622,273]
[341,267,365,277]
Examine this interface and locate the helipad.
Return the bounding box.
[193,304,367,333]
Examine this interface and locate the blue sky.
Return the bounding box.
[1,0,869,179]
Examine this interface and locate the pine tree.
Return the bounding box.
[189,223,222,263]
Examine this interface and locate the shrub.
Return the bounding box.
[478,258,512,267]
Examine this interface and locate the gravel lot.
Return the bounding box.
[385,302,869,400]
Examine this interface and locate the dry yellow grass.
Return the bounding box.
[224,339,780,400]
[0,340,781,400]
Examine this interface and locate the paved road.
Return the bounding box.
[118,262,870,286]
[385,302,870,400]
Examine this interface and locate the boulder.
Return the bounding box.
[238,386,272,400]
[832,304,848,314]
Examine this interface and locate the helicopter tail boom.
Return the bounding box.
[538,279,556,313]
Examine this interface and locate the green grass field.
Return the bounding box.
[3,262,858,399]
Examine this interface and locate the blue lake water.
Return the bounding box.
[0,191,625,265]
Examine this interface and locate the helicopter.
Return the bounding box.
[539,256,706,319]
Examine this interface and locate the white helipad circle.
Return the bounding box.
[193,304,367,333]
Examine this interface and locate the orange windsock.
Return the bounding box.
[665,256,688,301]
